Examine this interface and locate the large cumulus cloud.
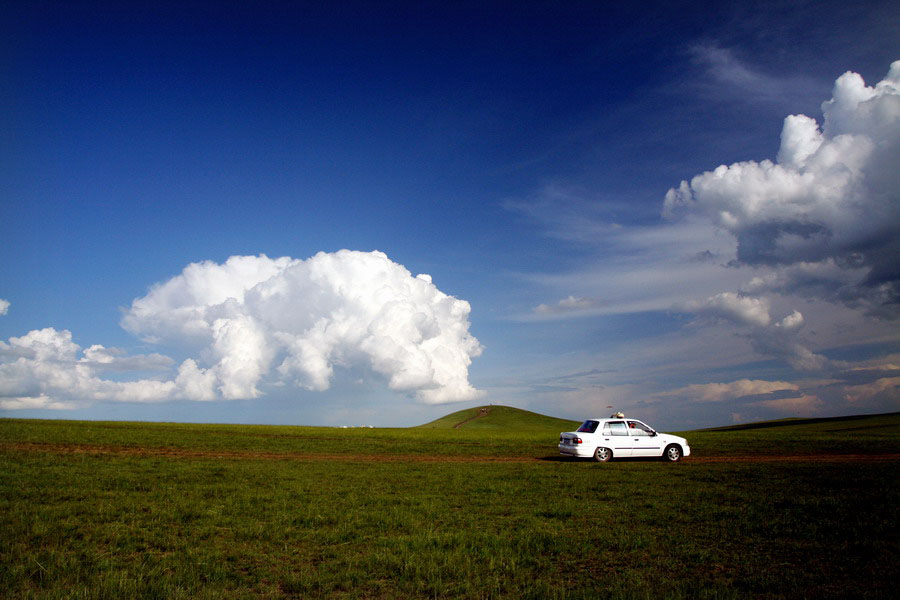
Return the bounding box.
[1,250,484,409]
[664,61,900,314]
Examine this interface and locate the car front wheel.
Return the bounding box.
[593,447,612,462]
[664,444,682,462]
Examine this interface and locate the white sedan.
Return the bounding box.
[559,417,690,462]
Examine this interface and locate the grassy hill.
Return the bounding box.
[684,411,900,458]
[696,411,900,433]
[417,404,579,431]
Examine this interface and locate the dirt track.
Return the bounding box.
[3,442,899,464]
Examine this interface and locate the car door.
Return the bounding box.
[605,421,632,457]
[628,420,662,457]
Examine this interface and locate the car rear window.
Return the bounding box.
[576,420,599,433]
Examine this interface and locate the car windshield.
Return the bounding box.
[576,420,599,433]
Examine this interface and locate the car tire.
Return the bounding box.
[593,447,612,462]
[664,444,682,462]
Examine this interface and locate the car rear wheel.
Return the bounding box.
[664,444,682,462]
[593,447,612,462]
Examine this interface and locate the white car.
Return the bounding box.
[558,417,690,462]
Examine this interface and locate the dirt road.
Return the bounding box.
[3,441,899,464]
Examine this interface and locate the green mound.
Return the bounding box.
[418,405,579,431]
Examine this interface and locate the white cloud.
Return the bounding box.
[174,359,217,402]
[121,254,298,344]
[506,61,899,427]
[497,61,900,426]
[519,216,744,320]
[0,394,79,411]
[777,310,804,330]
[0,251,484,410]
[681,292,772,327]
[664,60,900,314]
[679,291,834,372]
[124,250,484,404]
[689,45,790,103]
[685,44,827,114]
[79,345,173,371]
[752,394,823,416]
[0,299,9,316]
[534,296,600,316]
[668,379,800,403]
[6,327,80,361]
[740,259,872,307]
[0,328,178,405]
[651,61,900,379]
[843,377,900,405]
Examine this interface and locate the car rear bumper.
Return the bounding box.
[558,443,593,458]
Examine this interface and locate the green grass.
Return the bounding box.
[1,412,898,599]
[685,411,900,457]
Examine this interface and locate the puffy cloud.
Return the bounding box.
[777,310,804,330]
[174,359,217,402]
[0,328,178,405]
[669,379,799,403]
[5,327,80,362]
[209,315,274,400]
[121,254,298,343]
[123,250,483,404]
[0,251,484,409]
[681,292,772,327]
[664,61,900,314]
[0,299,9,316]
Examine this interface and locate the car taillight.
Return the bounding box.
[574,437,582,444]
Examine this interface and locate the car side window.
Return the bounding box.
[601,423,611,436]
[608,421,628,436]
[628,420,650,436]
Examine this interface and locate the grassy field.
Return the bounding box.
[1,410,898,599]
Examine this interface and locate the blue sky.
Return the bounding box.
[2,1,898,429]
